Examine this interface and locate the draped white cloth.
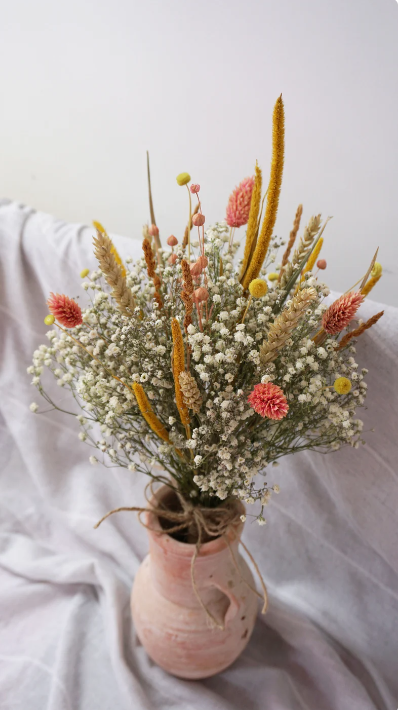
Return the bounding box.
[0,198,397,710]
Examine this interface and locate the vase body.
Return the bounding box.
[131,486,258,679]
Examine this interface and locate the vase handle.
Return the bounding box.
[211,581,240,627]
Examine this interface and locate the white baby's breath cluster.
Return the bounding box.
[29,221,368,525]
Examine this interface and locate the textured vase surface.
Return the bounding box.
[131,486,258,679]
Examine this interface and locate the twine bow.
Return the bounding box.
[94,482,268,630]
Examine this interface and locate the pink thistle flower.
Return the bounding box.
[226,176,255,228]
[190,184,200,194]
[47,293,83,328]
[247,383,289,420]
[322,292,364,334]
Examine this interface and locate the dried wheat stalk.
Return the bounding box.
[278,204,303,282]
[337,311,384,350]
[279,214,321,289]
[93,231,135,316]
[260,287,317,364]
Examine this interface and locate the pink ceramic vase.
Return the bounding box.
[131,486,259,679]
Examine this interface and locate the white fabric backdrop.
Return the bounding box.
[0,199,397,710]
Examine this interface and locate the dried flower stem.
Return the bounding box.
[186,185,192,262]
[182,203,200,249]
[239,162,263,281]
[359,248,379,291]
[181,259,194,332]
[142,237,163,308]
[260,287,317,364]
[93,230,135,315]
[278,204,303,283]
[171,318,190,430]
[241,295,253,323]
[337,310,384,350]
[146,151,162,264]
[242,95,285,289]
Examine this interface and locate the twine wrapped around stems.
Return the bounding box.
[94,481,268,630]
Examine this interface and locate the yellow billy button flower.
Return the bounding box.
[44,314,55,325]
[249,278,268,298]
[176,172,191,186]
[267,272,279,281]
[333,377,352,395]
[80,268,90,278]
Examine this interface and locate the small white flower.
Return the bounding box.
[257,516,267,526]
[240,514,246,522]
[29,402,39,413]
[194,455,203,465]
[261,374,272,384]
[128,462,136,471]
[272,485,280,493]
[212,294,221,303]
[89,456,98,465]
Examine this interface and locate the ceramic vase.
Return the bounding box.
[131,485,258,679]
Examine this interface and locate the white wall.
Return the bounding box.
[1,0,397,305]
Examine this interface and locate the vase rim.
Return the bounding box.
[144,484,245,557]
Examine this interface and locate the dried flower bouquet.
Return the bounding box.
[29,96,384,530]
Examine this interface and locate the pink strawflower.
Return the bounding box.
[247,383,289,420]
[322,292,364,334]
[47,293,83,328]
[190,184,200,194]
[226,176,255,228]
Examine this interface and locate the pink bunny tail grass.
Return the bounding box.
[247,383,289,420]
[226,176,255,228]
[47,293,83,328]
[322,292,364,335]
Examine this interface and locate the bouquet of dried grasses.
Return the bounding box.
[28,96,383,528]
